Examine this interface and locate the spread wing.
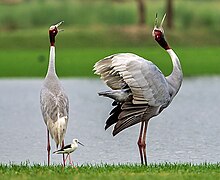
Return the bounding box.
[94,53,170,106]
[94,54,126,90]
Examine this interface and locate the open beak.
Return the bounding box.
[154,13,158,29]
[55,21,64,32]
[78,141,84,146]
[160,13,166,29]
[152,13,166,35]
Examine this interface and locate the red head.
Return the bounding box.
[152,14,170,50]
[49,21,64,46]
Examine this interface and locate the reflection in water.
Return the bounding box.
[0,77,220,165]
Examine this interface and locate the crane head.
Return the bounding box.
[49,21,64,46]
[152,13,166,41]
[49,21,64,35]
[152,14,170,50]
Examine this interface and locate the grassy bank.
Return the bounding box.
[0,0,220,78]
[1,25,220,49]
[1,163,220,179]
[0,47,219,78]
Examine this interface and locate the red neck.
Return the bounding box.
[154,30,170,50]
[49,33,55,46]
[158,39,170,50]
[156,35,170,50]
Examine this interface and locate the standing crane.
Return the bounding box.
[40,21,69,166]
[94,14,183,165]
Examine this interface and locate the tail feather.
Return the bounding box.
[47,114,68,148]
[98,89,131,102]
[113,105,159,136]
[53,149,64,154]
[105,102,122,130]
[113,113,144,136]
[53,150,58,154]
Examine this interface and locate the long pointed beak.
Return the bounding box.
[160,13,166,28]
[154,13,158,28]
[55,21,64,32]
[78,141,84,146]
[152,13,166,36]
[55,21,64,27]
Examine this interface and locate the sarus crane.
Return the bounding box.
[40,21,69,166]
[94,14,183,165]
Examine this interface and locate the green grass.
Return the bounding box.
[0,47,219,78]
[1,163,220,179]
[0,0,220,78]
[2,24,220,49]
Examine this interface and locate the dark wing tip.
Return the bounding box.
[112,101,118,106]
[105,124,111,130]
[112,130,118,136]
[112,124,125,137]
[104,102,122,132]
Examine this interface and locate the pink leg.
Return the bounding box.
[137,122,144,165]
[47,129,51,166]
[142,121,149,166]
[68,154,73,165]
[62,140,65,167]
[64,154,69,165]
[69,155,77,169]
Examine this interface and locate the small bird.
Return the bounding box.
[53,139,84,166]
[40,21,69,166]
[94,14,183,165]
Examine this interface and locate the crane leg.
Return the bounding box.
[137,121,144,165]
[47,129,51,166]
[62,140,65,167]
[143,121,149,166]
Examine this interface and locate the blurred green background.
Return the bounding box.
[0,0,219,77]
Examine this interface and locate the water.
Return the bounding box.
[0,77,220,165]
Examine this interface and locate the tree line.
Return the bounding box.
[112,0,174,28]
[137,0,173,28]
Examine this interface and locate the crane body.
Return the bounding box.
[40,21,69,166]
[94,14,183,165]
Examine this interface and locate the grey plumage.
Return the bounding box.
[40,46,69,148]
[94,14,183,165]
[98,88,131,102]
[94,52,182,135]
[40,22,69,167]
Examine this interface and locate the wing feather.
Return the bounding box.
[94,53,170,106]
[113,102,159,136]
[40,86,69,147]
[40,87,69,123]
[94,55,126,90]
